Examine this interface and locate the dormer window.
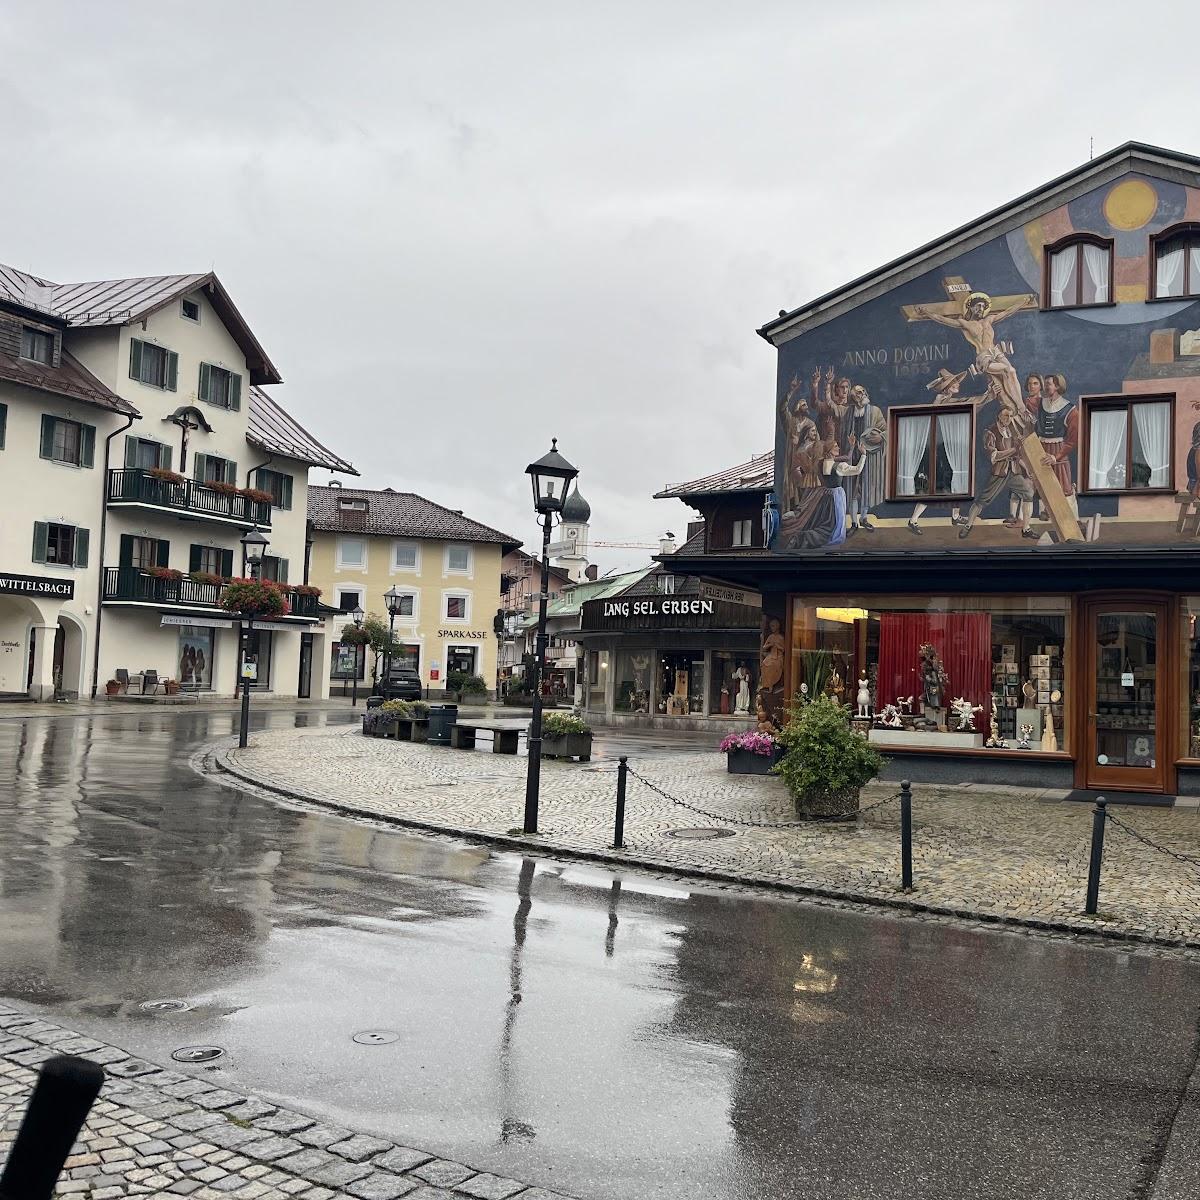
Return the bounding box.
[338,498,368,512]
[1151,224,1200,300]
[1043,235,1113,309]
[20,326,54,365]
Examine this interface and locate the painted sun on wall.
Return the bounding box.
[775,173,1200,553]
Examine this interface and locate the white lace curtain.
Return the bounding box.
[1082,244,1109,303]
[1157,245,1185,297]
[1087,409,1127,488]
[1050,247,1077,307]
[938,411,971,493]
[1131,401,1171,487]
[896,415,930,493]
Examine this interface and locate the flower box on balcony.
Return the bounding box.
[221,579,286,618]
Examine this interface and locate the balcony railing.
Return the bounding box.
[103,567,320,619]
[107,468,272,528]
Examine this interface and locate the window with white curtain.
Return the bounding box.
[1154,227,1200,299]
[1085,397,1173,492]
[1045,238,1112,308]
[890,406,974,498]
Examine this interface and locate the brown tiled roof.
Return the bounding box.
[654,450,773,498]
[248,386,357,474]
[0,349,138,415]
[0,263,282,385]
[308,485,522,551]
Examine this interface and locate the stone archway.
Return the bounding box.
[0,594,55,698]
[56,612,87,699]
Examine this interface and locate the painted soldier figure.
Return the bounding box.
[958,406,1037,539]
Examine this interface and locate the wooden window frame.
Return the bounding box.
[1079,393,1176,496]
[1041,233,1115,311]
[181,296,201,323]
[1149,223,1200,301]
[887,402,976,502]
[44,522,77,566]
[20,325,54,365]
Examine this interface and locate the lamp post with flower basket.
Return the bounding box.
[223,527,280,749]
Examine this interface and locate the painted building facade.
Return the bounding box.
[307,485,519,695]
[675,143,1200,795]
[0,264,355,701]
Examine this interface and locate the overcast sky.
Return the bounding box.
[4,2,1196,571]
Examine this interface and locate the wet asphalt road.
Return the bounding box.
[1,706,1199,1200]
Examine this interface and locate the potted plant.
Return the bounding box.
[221,578,286,618]
[147,566,183,582]
[148,467,185,485]
[163,678,181,696]
[774,693,884,819]
[539,712,592,761]
[719,730,783,775]
[242,487,275,505]
[105,679,121,696]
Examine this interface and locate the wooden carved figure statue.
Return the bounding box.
[919,643,948,711]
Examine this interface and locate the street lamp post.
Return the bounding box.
[238,526,269,749]
[523,439,579,834]
[350,604,365,707]
[383,586,403,696]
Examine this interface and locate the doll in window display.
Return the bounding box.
[919,643,948,717]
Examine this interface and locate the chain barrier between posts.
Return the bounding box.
[1104,808,1200,874]
[623,764,899,829]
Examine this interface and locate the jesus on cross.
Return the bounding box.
[911,291,1036,429]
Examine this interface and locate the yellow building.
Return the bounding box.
[307,485,520,694]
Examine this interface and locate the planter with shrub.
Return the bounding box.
[773,693,884,819]
[539,712,592,761]
[719,730,784,775]
[447,671,489,702]
[379,698,432,740]
[221,578,287,618]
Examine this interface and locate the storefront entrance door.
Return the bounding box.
[1084,600,1169,793]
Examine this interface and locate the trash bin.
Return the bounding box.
[427,703,459,745]
[366,695,384,710]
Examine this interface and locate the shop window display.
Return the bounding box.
[614,651,653,713]
[1181,600,1200,759]
[788,597,1069,752]
[587,650,608,710]
[710,652,758,716]
[658,652,705,716]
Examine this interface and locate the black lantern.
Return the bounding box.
[241,526,269,573]
[383,586,404,618]
[525,439,578,515]
[351,604,365,628]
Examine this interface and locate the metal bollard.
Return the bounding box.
[613,756,628,849]
[899,779,913,891]
[1085,799,1107,915]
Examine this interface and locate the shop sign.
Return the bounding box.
[0,572,74,600]
[582,595,762,632]
[437,629,489,639]
[161,615,235,629]
[603,598,715,619]
[698,581,760,608]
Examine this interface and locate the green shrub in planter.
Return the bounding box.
[381,699,411,716]
[539,711,592,761]
[407,700,431,718]
[447,672,488,696]
[542,712,590,736]
[773,693,884,819]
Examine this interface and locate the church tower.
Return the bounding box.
[550,484,591,581]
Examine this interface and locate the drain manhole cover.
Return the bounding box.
[141,999,191,1014]
[664,827,736,840]
[353,1030,400,1045]
[171,1045,224,1062]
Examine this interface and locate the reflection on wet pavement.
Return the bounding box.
[0,706,1198,1200]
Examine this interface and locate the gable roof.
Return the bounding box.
[0,263,282,385]
[758,141,1200,345]
[308,485,521,551]
[248,386,356,473]
[521,568,652,627]
[655,450,773,499]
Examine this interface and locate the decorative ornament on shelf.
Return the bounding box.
[1041,689,1061,751]
[855,676,872,718]
[919,642,948,711]
[950,696,983,731]
[1017,722,1035,750]
[984,694,1008,748]
[874,703,903,728]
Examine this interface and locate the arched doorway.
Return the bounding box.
[56,612,87,699]
[0,595,50,698]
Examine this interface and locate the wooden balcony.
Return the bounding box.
[106,468,272,530]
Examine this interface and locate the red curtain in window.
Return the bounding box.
[877,612,992,712]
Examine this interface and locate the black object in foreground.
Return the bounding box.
[0,1054,105,1200]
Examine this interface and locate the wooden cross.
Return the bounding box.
[899,275,1037,323]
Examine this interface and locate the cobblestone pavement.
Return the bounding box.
[217,725,1200,949]
[0,1003,571,1200]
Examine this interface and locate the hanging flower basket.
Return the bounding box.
[221,578,286,617]
[147,566,183,582]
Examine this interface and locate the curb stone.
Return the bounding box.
[0,1002,574,1200]
[202,737,1200,957]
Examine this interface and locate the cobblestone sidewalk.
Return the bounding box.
[217,725,1200,950]
[0,1004,570,1200]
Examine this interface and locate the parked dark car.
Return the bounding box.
[380,667,423,701]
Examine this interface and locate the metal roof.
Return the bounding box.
[0,263,282,385]
[308,485,521,551]
[654,451,773,499]
[0,348,138,415]
[521,568,652,627]
[248,386,357,474]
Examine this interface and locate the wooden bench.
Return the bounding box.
[450,723,522,754]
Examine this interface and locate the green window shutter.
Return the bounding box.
[277,557,289,583]
[198,362,211,404]
[225,459,238,485]
[160,443,173,471]
[32,522,49,564]
[194,452,205,480]
[39,414,55,459]
[189,545,202,572]
[124,436,138,468]
[229,373,242,411]
[156,540,170,568]
[73,527,89,568]
[119,533,134,567]
[166,351,179,392]
[280,474,293,510]
[80,423,95,468]
[220,548,234,578]
[129,338,143,382]
[0,402,7,449]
